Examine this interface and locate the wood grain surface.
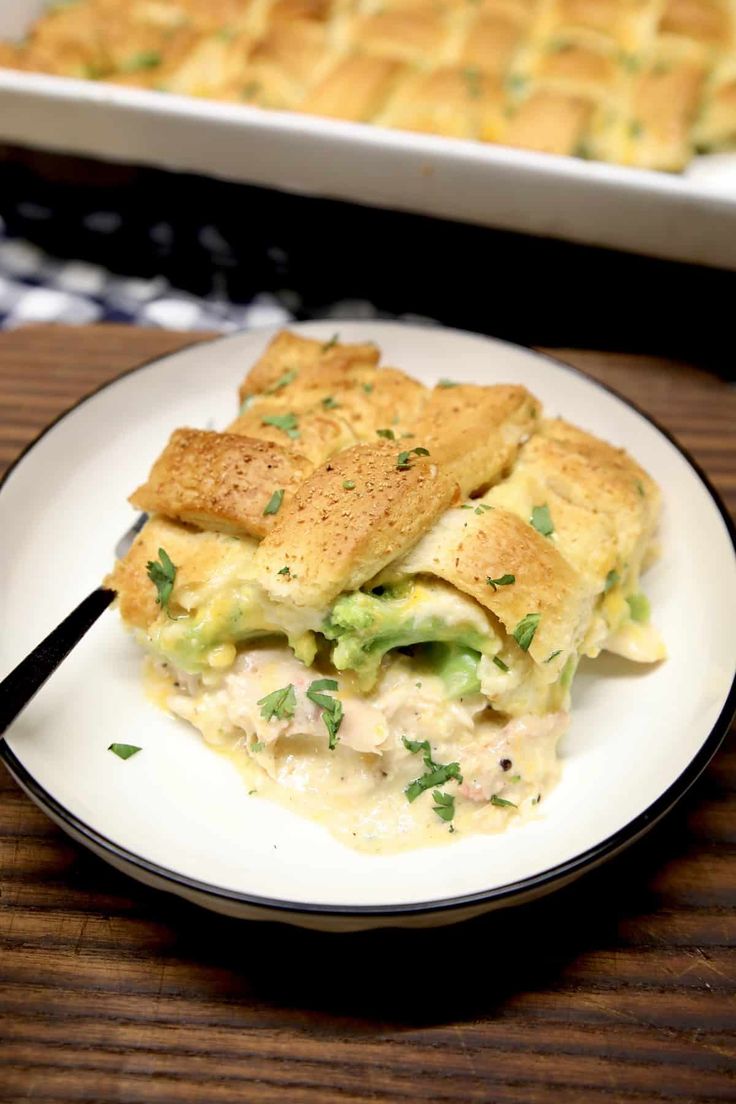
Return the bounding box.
[0,325,734,1104]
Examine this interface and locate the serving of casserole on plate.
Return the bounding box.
[0,322,734,928]
[107,329,666,853]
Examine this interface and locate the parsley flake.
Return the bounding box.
[531,504,554,537]
[263,488,284,516]
[545,650,562,663]
[396,447,430,470]
[343,479,356,489]
[265,369,297,394]
[406,763,462,802]
[463,66,482,98]
[146,547,177,614]
[432,790,456,823]
[490,794,517,808]
[376,428,395,440]
[636,480,646,497]
[604,569,620,592]
[321,333,340,352]
[108,743,142,760]
[262,412,299,439]
[122,50,161,72]
[492,655,510,672]
[251,741,265,753]
[402,736,462,802]
[437,379,459,388]
[277,565,291,575]
[362,382,374,394]
[475,503,493,515]
[322,395,339,409]
[513,612,540,651]
[307,679,343,749]
[257,684,296,722]
[486,573,515,591]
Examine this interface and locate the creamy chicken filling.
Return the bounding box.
[150,645,568,850]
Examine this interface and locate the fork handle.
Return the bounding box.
[0,588,115,738]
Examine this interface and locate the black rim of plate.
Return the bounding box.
[1,324,735,918]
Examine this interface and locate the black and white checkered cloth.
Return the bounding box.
[0,213,300,332]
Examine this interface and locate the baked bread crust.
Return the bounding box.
[129,427,313,538]
[111,329,662,673]
[6,0,735,170]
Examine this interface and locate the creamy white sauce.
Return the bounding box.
[147,645,567,853]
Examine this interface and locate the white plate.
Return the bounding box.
[2,1,736,270]
[1,322,735,931]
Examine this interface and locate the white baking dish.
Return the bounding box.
[2,0,736,269]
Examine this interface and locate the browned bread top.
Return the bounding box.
[129,427,313,539]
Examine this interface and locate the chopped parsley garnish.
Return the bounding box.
[509,775,521,783]
[146,547,177,614]
[463,66,482,98]
[506,72,527,97]
[486,573,515,591]
[396,447,429,470]
[308,677,339,693]
[307,678,343,750]
[604,569,620,592]
[406,763,462,802]
[475,503,493,515]
[376,427,395,440]
[545,650,562,663]
[492,655,509,672]
[531,504,554,537]
[362,382,374,394]
[277,565,291,575]
[490,795,517,808]
[432,790,456,823]
[321,333,339,352]
[108,743,142,760]
[437,379,459,388]
[122,50,161,72]
[262,412,299,439]
[402,736,462,803]
[257,684,296,722]
[636,480,646,497]
[460,504,474,510]
[265,369,297,394]
[251,741,264,753]
[322,395,339,409]
[263,488,284,516]
[343,480,356,490]
[513,612,540,651]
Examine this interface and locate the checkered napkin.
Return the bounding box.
[0,213,297,332]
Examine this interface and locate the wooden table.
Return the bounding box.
[1,325,734,1104]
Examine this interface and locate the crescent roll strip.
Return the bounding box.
[105,515,256,632]
[484,419,660,590]
[129,428,313,539]
[228,404,359,465]
[412,383,540,496]
[255,441,460,608]
[238,331,380,402]
[385,506,593,671]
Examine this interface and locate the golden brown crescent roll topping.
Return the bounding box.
[129,427,313,539]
